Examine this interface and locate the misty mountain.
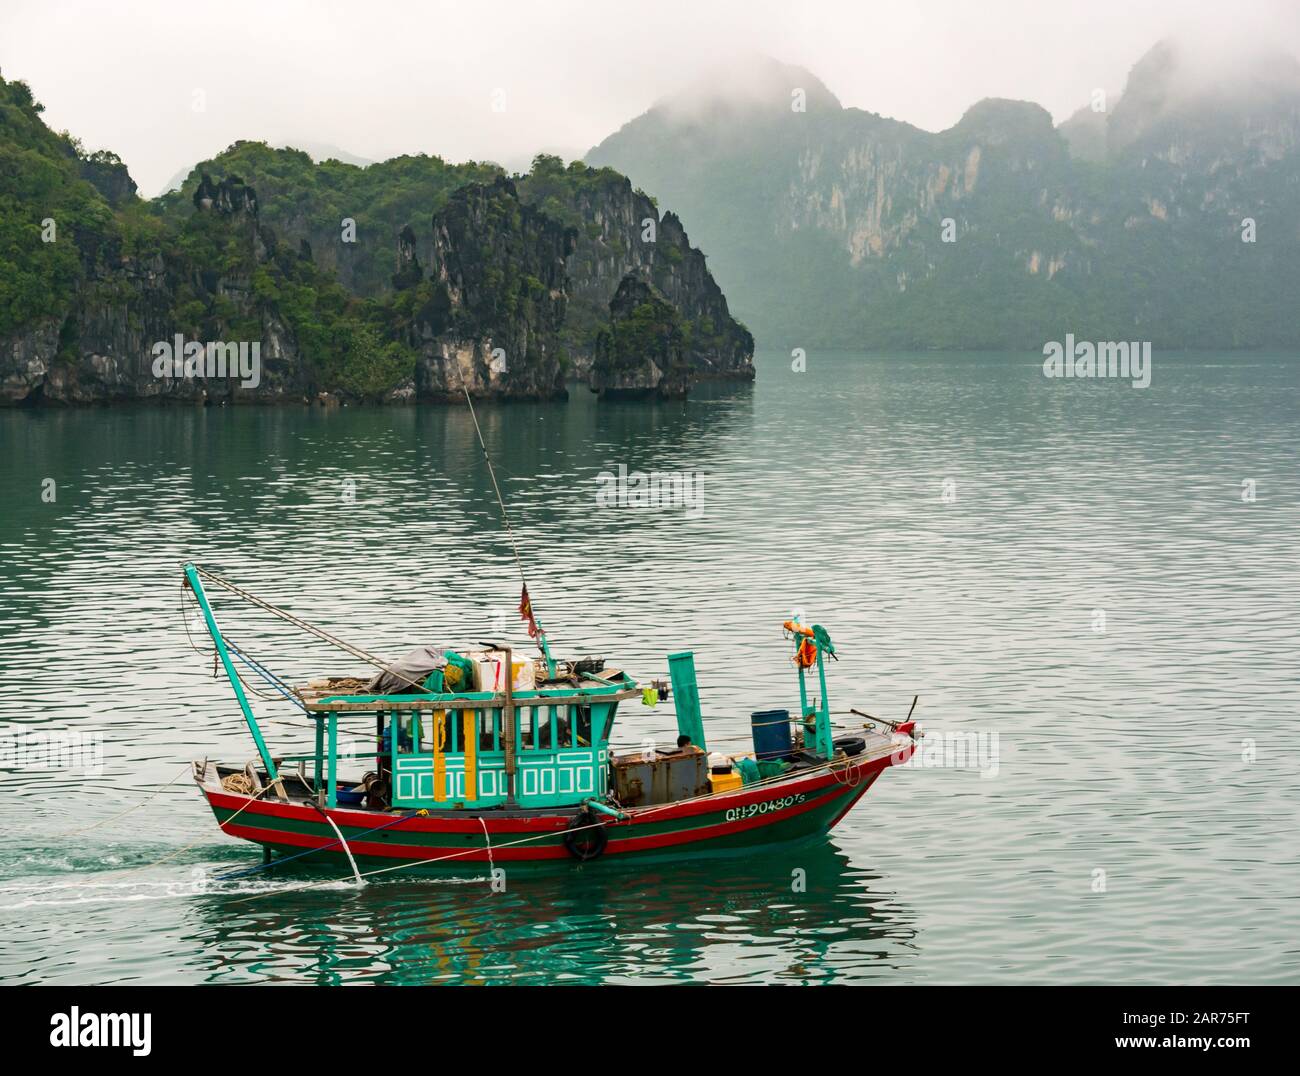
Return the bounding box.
[587,41,1300,349]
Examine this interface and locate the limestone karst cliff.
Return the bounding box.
[587,43,1300,349]
[1,76,752,406]
[516,157,753,381]
[392,176,573,401]
[591,275,692,399]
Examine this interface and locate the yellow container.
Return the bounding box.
[709,770,743,794]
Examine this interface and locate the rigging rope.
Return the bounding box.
[183,583,322,707]
[311,802,364,886]
[224,639,311,714]
[447,350,550,649]
[460,386,529,593]
[191,567,430,694]
[50,764,193,838]
[184,355,556,687]
[94,776,283,882]
[180,583,212,657]
[213,810,417,881]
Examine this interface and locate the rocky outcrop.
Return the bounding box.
[404,176,573,401]
[1,173,309,405]
[2,72,752,405]
[159,142,502,299]
[590,276,691,399]
[78,151,137,207]
[6,253,173,405]
[517,160,754,381]
[160,145,755,388]
[193,171,259,216]
[392,225,422,290]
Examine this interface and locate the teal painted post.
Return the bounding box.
[667,651,707,752]
[815,651,833,758]
[314,715,324,799]
[327,711,338,808]
[184,564,278,780]
[537,629,557,680]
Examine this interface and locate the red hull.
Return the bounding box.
[200,738,913,868]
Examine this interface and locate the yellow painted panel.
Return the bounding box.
[433,711,447,802]
[463,711,477,802]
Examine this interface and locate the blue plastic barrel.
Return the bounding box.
[750,709,793,761]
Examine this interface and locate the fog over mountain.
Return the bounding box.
[588,36,1300,348]
[2,0,1298,195]
[3,0,1299,387]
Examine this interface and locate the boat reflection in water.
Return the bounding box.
[196,838,915,985]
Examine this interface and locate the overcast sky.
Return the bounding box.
[3,0,1298,195]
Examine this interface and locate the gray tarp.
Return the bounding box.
[366,645,448,694]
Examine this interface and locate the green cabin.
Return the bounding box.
[298,679,641,811]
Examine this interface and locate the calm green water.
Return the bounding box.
[1,350,1298,985]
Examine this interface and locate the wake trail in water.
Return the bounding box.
[0,872,489,910]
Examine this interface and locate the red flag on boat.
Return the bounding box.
[519,584,539,639]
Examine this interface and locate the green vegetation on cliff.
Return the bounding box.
[1,73,750,404]
[174,185,416,396]
[157,141,500,298]
[592,275,690,398]
[0,77,114,335]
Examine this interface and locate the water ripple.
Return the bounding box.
[1,351,1297,983]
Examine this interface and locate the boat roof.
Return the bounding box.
[295,674,640,713]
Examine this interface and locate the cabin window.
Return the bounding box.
[473,707,504,752]
[466,709,490,752]
[394,713,418,755]
[574,705,593,747]
[520,706,579,750]
[514,707,541,751]
[537,707,559,749]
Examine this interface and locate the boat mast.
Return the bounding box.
[184,562,279,780]
[459,386,557,678]
[786,620,835,758]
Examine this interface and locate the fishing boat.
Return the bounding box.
[185,563,917,873]
[185,388,913,876]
